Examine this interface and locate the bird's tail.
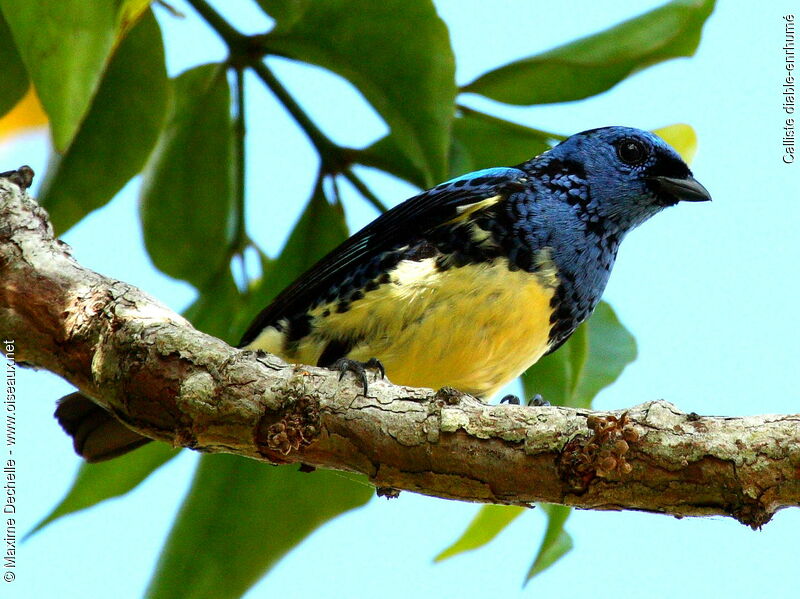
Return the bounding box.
[55,393,151,462]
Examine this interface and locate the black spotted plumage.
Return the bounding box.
[241,127,710,372]
[239,168,528,348]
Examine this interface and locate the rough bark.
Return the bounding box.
[1,169,798,528]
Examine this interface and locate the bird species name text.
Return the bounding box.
[783,14,795,163]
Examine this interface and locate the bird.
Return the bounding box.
[56,126,711,461]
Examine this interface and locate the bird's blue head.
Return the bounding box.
[531,126,711,233]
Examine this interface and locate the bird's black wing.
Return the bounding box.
[239,167,529,347]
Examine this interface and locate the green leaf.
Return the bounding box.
[140,64,234,288]
[183,247,275,346]
[525,504,573,583]
[360,110,562,188]
[0,12,28,116]
[463,0,715,105]
[145,185,359,598]
[435,504,525,562]
[515,301,635,581]
[184,267,244,345]
[39,9,168,234]
[261,0,457,185]
[522,301,636,409]
[0,0,124,150]
[234,182,349,339]
[570,301,637,406]
[261,184,348,297]
[358,134,430,189]
[451,108,562,176]
[118,0,153,36]
[146,456,371,599]
[28,442,178,538]
[257,0,311,28]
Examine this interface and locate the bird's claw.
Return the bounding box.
[528,394,550,407]
[500,393,550,407]
[500,394,521,405]
[332,357,385,395]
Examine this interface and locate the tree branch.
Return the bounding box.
[1,169,798,528]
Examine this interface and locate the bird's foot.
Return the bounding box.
[499,393,550,407]
[331,357,385,395]
[376,486,401,499]
[529,394,550,407]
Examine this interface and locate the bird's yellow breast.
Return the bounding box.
[247,252,559,398]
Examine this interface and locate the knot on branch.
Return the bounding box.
[434,386,463,406]
[733,496,772,530]
[558,412,639,492]
[0,165,34,190]
[255,395,320,457]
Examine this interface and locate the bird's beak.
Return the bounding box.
[650,175,712,202]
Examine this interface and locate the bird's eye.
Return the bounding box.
[616,138,647,166]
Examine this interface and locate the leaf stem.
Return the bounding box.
[184,0,244,48]
[248,60,341,168]
[185,0,390,215]
[341,170,389,213]
[232,66,249,281]
[456,104,567,141]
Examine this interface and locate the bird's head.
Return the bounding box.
[540,126,711,232]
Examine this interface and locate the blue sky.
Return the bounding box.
[5,1,800,597]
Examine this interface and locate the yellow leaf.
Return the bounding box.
[652,123,697,165]
[0,86,48,142]
[117,0,152,41]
